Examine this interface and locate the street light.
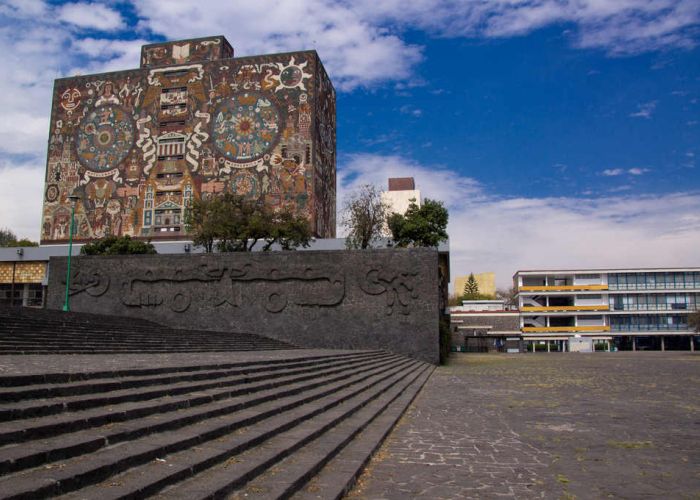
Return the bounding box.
[62,194,81,312]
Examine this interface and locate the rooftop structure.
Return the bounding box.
[382,177,420,217]
[41,35,336,244]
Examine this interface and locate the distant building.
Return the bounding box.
[382,177,420,216]
[449,299,521,353]
[454,272,496,298]
[514,268,699,352]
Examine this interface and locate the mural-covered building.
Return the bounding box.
[41,35,336,244]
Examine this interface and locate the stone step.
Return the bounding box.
[0,351,374,388]
[0,354,398,473]
[162,362,432,500]
[68,360,428,500]
[0,341,290,350]
[0,356,414,498]
[290,365,433,500]
[0,352,390,423]
[0,351,380,403]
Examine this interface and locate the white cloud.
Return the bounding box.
[57,3,124,31]
[630,101,657,118]
[0,161,45,241]
[339,153,700,290]
[628,167,650,175]
[602,167,650,176]
[602,168,624,176]
[356,0,700,55]
[399,104,423,117]
[132,0,423,91]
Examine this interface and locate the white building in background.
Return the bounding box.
[382,177,421,216]
[514,268,700,352]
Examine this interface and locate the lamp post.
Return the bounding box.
[62,194,81,312]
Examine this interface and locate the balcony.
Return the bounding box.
[519,285,608,292]
[521,305,609,312]
[522,326,611,333]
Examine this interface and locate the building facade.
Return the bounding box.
[515,268,699,352]
[454,272,496,298]
[449,300,521,353]
[41,35,336,244]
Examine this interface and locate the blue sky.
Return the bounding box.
[0,0,699,288]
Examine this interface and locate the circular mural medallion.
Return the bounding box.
[212,92,282,163]
[280,66,303,87]
[45,184,60,203]
[76,105,135,171]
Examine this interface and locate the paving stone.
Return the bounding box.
[349,352,700,499]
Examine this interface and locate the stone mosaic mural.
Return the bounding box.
[41,36,336,243]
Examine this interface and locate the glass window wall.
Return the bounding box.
[608,272,700,290]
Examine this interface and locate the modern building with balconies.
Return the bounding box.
[514,268,699,352]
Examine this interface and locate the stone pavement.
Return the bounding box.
[348,352,700,499]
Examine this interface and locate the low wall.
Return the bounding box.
[47,249,440,363]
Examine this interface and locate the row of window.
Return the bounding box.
[608,272,700,290]
[610,315,689,331]
[609,293,700,311]
[0,284,44,307]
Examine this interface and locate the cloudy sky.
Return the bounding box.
[0,0,699,289]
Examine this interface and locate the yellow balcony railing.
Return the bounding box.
[521,305,610,312]
[519,285,608,292]
[522,326,611,333]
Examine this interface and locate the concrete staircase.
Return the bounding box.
[0,306,294,354]
[0,350,432,499]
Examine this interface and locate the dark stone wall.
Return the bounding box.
[47,249,440,363]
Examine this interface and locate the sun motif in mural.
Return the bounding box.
[274,56,312,92]
[76,105,135,172]
[212,92,282,163]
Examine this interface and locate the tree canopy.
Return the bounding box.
[185,193,311,252]
[0,228,38,248]
[462,273,480,300]
[387,198,448,248]
[80,235,157,255]
[341,184,390,249]
[690,311,700,333]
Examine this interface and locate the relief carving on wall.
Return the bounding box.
[66,268,111,297]
[360,268,420,316]
[113,263,345,314]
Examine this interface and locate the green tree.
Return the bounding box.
[495,286,518,308]
[387,198,448,248]
[262,210,312,251]
[0,228,16,247]
[186,193,311,252]
[185,196,225,253]
[462,273,480,300]
[690,311,700,333]
[80,235,157,255]
[342,184,390,249]
[0,228,38,247]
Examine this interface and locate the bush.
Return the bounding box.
[80,235,157,255]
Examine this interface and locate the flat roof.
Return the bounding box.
[514,267,700,277]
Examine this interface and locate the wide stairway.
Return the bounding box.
[0,350,432,499]
[0,306,293,354]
